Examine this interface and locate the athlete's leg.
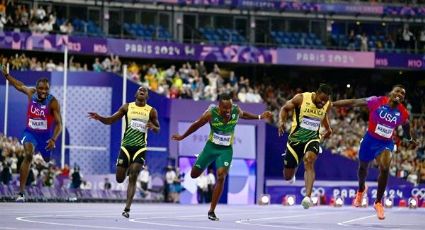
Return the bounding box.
[208,167,228,214]
[116,166,127,183]
[375,149,392,203]
[283,168,296,181]
[303,151,317,198]
[124,162,143,211]
[190,166,204,179]
[19,142,35,194]
[358,160,370,193]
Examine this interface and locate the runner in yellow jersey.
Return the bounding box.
[278,84,333,209]
[88,86,160,218]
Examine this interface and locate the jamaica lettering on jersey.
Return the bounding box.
[207,104,239,146]
[121,102,152,149]
[289,92,329,143]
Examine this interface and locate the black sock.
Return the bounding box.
[124,208,130,212]
[18,192,24,196]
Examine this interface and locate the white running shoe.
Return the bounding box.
[301,196,312,209]
[16,194,25,202]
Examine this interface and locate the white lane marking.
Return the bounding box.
[235,212,331,230]
[337,214,375,226]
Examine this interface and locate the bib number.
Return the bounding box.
[300,117,321,131]
[130,120,147,133]
[374,124,393,138]
[28,119,47,130]
[212,133,231,146]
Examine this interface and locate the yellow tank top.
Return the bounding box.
[289,92,329,142]
[122,102,152,147]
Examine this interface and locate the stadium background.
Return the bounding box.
[0,0,424,206]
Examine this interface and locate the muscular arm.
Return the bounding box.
[238,107,272,120]
[88,104,128,125]
[321,103,333,139]
[50,98,63,142]
[278,94,302,136]
[332,98,367,108]
[147,108,160,133]
[1,64,34,97]
[172,110,211,141]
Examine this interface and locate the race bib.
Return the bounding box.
[374,124,394,138]
[130,119,147,133]
[300,117,321,131]
[28,119,47,130]
[212,133,231,146]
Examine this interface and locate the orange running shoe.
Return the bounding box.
[374,202,385,220]
[353,185,368,207]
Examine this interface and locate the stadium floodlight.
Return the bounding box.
[259,194,270,205]
[334,196,344,207]
[283,195,296,206]
[384,197,393,208]
[408,197,418,209]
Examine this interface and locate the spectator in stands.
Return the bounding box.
[104,177,111,190]
[419,28,425,51]
[164,165,176,202]
[92,58,103,72]
[360,33,368,51]
[347,29,356,50]
[70,166,82,189]
[59,20,73,34]
[138,166,150,192]
[0,161,12,185]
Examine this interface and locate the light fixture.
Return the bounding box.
[408,197,418,209]
[259,194,271,205]
[384,197,393,208]
[361,196,368,208]
[334,196,344,207]
[283,195,296,206]
[311,196,320,206]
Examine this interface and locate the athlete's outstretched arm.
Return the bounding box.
[278,94,302,136]
[147,108,160,133]
[238,107,272,120]
[1,63,34,96]
[321,104,333,139]
[332,98,367,108]
[88,104,128,125]
[172,110,211,141]
[46,98,63,150]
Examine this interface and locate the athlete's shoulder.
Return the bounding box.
[398,103,410,119]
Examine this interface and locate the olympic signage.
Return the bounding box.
[266,185,425,204]
[1,31,424,70]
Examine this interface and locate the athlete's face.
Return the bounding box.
[36,82,49,100]
[135,86,148,100]
[389,86,406,104]
[314,92,329,109]
[218,100,232,119]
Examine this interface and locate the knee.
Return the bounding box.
[284,174,293,181]
[216,173,226,183]
[128,170,139,182]
[303,158,314,169]
[190,171,198,179]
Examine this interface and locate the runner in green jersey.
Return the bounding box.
[172,93,272,221]
[89,86,160,218]
[278,84,333,209]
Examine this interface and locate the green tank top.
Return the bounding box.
[122,102,152,148]
[207,104,239,146]
[289,92,329,143]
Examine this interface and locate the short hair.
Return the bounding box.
[218,93,232,101]
[36,78,49,87]
[392,84,405,90]
[317,83,332,95]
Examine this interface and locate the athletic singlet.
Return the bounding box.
[26,93,54,133]
[122,102,152,148]
[207,104,239,146]
[366,96,409,140]
[289,92,330,142]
